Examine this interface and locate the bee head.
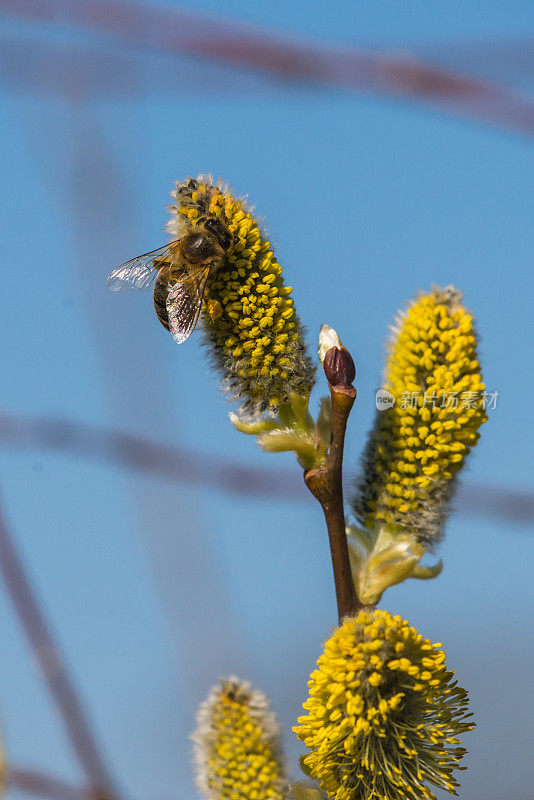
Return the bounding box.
[203,217,232,250]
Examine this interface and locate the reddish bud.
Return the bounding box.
[323,346,356,387]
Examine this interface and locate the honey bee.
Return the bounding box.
[107,212,232,344]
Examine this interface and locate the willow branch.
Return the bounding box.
[0,494,121,800]
[304,384,361,623]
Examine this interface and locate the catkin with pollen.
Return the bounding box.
[192,677,287,800]
[294,610,474,800]
[167,175,315,415]
[353,286,487,544]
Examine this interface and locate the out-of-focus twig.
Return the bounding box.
[0,411,305,501]
[0,495,121,800]
[8,768,91,800]
[1,0,534,136]
[0,411,533,524]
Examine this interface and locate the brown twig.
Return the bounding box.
[3,0,534,136]
[0,411,533,522]
[0,412,305,501]
[304,385,361,623]
[7,768,92,800]
[0,495,121,800]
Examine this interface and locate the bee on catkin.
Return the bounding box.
[108,175,315,414]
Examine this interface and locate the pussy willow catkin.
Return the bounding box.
[192,677,287,800]
[167,176,315,414]
[353,286,487,544]
[294,610,473,800]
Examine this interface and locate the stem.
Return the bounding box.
[304,385,361,623]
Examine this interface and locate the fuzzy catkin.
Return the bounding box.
[294,610,473,800]
[353,286,487,544]
[167,176,315,414]
[192,677,287,800]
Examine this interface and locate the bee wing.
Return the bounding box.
[166,266,211,345]
[106,242,178,291]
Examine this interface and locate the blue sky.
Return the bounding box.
[1,3,533,800]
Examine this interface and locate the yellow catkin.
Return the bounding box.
[294,610,474,800]
[353,286,487,543]
[192,677,287,800]
[167,176,315,414]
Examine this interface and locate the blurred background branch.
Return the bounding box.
[7,769,93,800]
[2,0,534,135]
[0,412,532,523]
[0,496,122,800]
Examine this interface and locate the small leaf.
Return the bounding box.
[411,560,443,580]
[290,781,326,800]
[289,392,313,431]
[229,412,279,435]
[257,429,318,469]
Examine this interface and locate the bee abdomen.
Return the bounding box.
[153,274,171,331]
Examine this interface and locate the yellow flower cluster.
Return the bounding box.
[294,610,473,800]
[354,286,487,543]
[192,677,287,800]
[168,176,315,413]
